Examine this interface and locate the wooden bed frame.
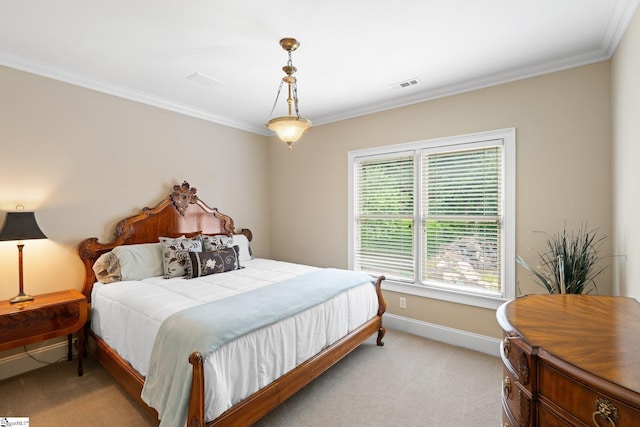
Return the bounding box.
[78,181,387,427]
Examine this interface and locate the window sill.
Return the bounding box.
[382,279,509,310]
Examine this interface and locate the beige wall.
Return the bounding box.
[269,62,613,338]
[612,6,640,300]
[0,65,271,304]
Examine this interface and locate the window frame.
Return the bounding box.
[348,128,516,309]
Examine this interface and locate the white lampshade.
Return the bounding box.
[267,116,312,148]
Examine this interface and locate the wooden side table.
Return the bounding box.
[0,289,88,376]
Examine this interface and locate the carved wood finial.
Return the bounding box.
[171,181,198,216]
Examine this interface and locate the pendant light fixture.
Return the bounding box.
[266,38,312,149]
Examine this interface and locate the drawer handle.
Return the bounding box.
[502,337,511,358]
[592,397,619,427]
[503,376,512,398]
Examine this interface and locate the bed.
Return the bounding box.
[78,181,386,427]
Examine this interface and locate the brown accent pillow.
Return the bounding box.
[183,246,241,279]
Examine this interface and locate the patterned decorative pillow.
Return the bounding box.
[159,236,203,278]
[93,251,122,284]
[202,234,234,252]
[183,246,241,279]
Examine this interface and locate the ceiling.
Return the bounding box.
[1,1,638,136]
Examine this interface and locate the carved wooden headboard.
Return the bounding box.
[78,181,251,301]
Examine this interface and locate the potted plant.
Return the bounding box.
[516,224,608,294]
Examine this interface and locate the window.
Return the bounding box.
[348,129,515,308]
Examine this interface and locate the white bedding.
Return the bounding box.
[91,258,379,423]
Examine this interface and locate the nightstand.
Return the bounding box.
[0,289,87,376]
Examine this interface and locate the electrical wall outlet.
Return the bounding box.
[399,297,407,309]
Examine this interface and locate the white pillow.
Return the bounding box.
[232,233,253,262]
[112,243,163,280]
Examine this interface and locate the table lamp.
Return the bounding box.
[0,210,47,303]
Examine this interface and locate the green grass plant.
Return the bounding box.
[516,225,607,294]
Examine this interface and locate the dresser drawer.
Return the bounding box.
[538,402,576,427]
[502,336,534,392]
[502,368,533,427]
[502,402,520,427]
[503,369,519,424]
[502,397,518,427]
[538,361,640,426]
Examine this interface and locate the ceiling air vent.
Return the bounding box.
[391,78,421,90]
[186,72,223,89]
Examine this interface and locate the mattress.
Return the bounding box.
[90,258,379,422]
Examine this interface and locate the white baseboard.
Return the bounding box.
[0,341,72,381]
[383,313,501,357]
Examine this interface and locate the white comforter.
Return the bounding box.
[91,258,379,423]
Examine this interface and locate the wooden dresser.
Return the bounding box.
[496,294,640,427]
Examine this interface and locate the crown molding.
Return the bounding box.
[0,50,270,136]
[602,0,640,56]
[313,49,610,127]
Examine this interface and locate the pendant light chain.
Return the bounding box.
[268,80,284,119]
[292,83,300,118]
[288,49,301,118]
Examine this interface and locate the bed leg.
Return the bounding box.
[374,276,386,316]
[377,326,386,346]
[374,275,386,347]
[188,352,206,427]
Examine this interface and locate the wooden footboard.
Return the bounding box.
[188,275,386,427]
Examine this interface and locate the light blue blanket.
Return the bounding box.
[140,268,374,427]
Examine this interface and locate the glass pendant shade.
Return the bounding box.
[267,116,312,148]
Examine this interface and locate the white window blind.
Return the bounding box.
[421,145,502,295]
[353,154,415,281]
[349,128,514,307]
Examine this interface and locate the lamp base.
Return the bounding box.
[9,292,34,304]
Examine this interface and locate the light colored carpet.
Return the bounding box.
[0,352,155,426]
[0,329,501,426]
